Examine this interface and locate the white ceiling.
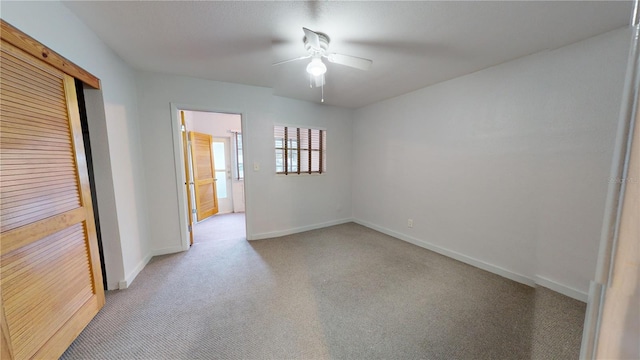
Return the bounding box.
[63,1,632,109]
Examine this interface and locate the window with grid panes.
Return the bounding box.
[275,125,326,174]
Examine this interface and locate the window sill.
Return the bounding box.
[275,172,326,177]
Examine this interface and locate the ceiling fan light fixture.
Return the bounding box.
[306,58,327,76]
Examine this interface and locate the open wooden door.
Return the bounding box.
[190,131,219,221]
[0,39,104,359]
[180,112,194,246]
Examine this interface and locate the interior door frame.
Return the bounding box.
[170,103,249,250]
[180,111,194,246]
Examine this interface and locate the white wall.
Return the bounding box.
[1,1,151,290]
[135,72,353,253]
[183,111,245,213]
[352,28,630,300]
[185,111,242,134]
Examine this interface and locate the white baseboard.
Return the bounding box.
[152,245,187,256]
[118,245,188,289]
[535,275,588,302]
[119,253,152,289]
[248,218,353,240]
[353,219,587,302]
[353,219,534,287]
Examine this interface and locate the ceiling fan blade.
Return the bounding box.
[303,27,321,50]
[272,55,310,66]
[313,74,325,88]
[327,53,372,71]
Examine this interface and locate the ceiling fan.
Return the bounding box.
[273,27,373,102]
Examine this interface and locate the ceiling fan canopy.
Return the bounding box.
[303,28,330,55]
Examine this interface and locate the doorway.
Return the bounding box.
[176,108,247,247]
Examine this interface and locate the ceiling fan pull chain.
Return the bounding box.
[321,83,324,103]
[309,74,313,88]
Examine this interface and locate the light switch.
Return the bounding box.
[253,162,260,171]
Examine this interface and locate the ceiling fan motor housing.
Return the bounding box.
[304,32,330,55]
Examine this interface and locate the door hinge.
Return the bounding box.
[188,224,192,232]
[181,124,186,132]
[192,209,197,214]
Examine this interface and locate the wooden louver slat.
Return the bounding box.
[2,87,70,110]
[1,57,66,90]
[0,109,73,132]
[1,182,78,201]
[1,121,71,138]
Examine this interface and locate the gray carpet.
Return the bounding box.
[193,212,246,243]
[62,220,586,359]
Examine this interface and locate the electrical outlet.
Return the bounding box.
[408,219,413,228]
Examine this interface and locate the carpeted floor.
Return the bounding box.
[62,218,586,359]
[193,212,246,244]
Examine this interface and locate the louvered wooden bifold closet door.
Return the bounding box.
[0,40,104,359]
